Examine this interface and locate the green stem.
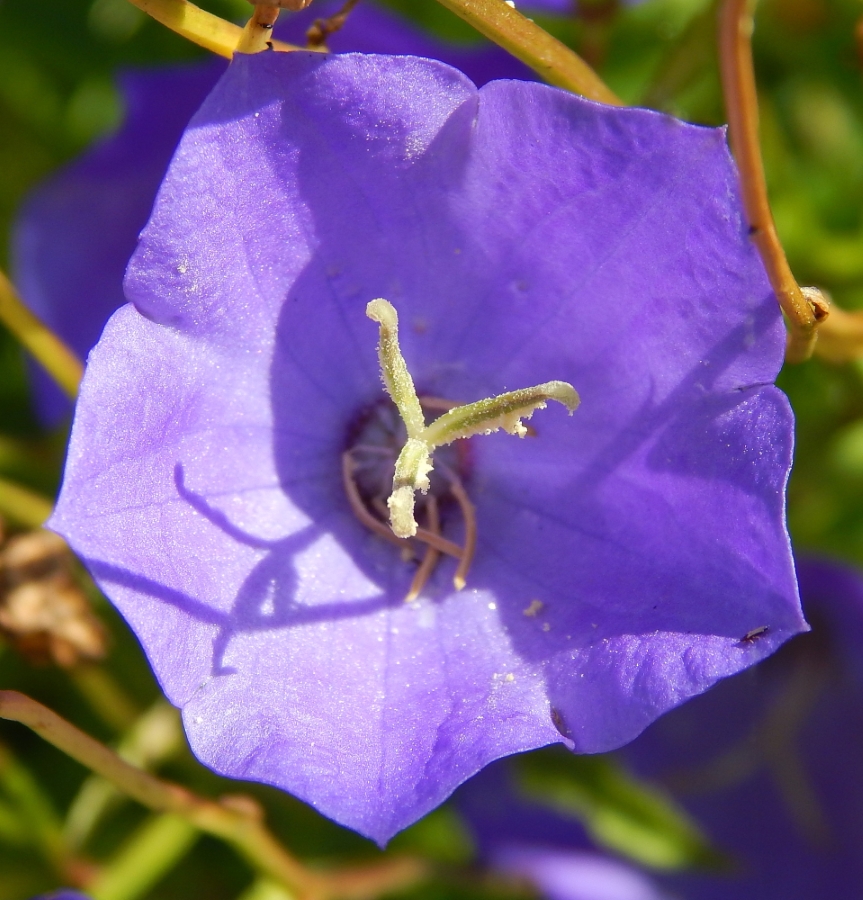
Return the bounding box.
[237,880,296,900]
[88,813,199,900]
[0,476,54,527]
[433,0,622,104]
[0,691,428,900]
[0,741,67,871]
[69,666,141,733]
[0,268,82,401]
[65,701,182,850]
[123,0,304,57]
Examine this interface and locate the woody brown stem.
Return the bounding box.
[235,2,282,54]
[0,691,428,900]
[717,0,822,363]
[307,0,361,48]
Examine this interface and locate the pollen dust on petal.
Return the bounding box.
[523,599,544,617]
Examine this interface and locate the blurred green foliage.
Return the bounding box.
[1,0,863,897]
[514,747,722,871]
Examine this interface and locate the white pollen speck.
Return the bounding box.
[542,622,551,632]
[488,602,497,610]
[254,111,260,118]
[195,716,203,724]
[505,673,515,682]
[177,260,188,274]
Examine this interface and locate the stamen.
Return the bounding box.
[405,496,441,602]
[446,474,476,591]
[415,526,462,560]
[341,452,410,552]
[358,298,578,595]
[371,496,462,559]
[306,0,362,48]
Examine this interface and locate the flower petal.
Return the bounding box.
[52,53,803,842]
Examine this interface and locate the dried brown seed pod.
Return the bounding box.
[0,528,107,667]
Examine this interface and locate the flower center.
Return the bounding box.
[342,298,580,602]
[345,397,470,509]
[343,398,473,602]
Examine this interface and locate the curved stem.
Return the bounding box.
[717,0,823,363]
[124,0,300,57]
[236,2,282,55]
[433,0,621,104]
[0,269,82,401]
[812,300,863,364]
[0,691,428,900]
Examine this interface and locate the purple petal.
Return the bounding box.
[13,10,529,425]
[13,62,225,423]
[30,893,93,900]
[624,559,863,899]
[494,845,672,900]
[51,53,803,843]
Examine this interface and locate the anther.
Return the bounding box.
[371,496,462,560]
[406,496,441,602]
[353,298,578,596]
[445,473,476,591]
[342,452,411,553]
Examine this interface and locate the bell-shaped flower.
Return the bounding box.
[50,51,804,843]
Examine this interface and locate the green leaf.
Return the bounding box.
[389,806,475,865]
[514,747,723,871]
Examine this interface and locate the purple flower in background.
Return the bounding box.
[13,2,530,423]
[281,1,535,81]
[621,559,863,899]
[458,761,675,900]
[30,893,92,900]
[13,62,224,424]
[521,0,575,11]
[51,51,803,842]
[458,560,863,899]
[493,847,670,900]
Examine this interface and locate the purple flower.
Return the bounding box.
[13,4,530,424]
[621,559,863,899]
[457,761,675,900]
[50,52,803,842]
[492,847,671,900]
[281,2,535,83]
[459,560,863,899]
[13,62,225,423]
[30,893,92,900]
